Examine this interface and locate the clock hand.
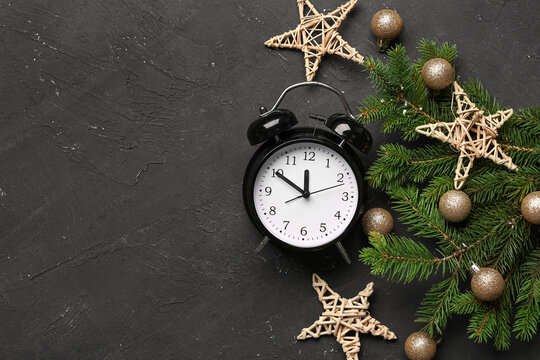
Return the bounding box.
[276,171,305,195]
[285,183,345,203]
[303,169,310,195]
[310,182,345,195]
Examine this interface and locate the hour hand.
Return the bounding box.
[303,169,310,195]
[276,172,304,195]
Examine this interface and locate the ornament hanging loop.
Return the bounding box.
[377,38,390,52]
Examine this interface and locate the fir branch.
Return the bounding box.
[423,176,455,200]
[357,96,395,124]
[366,144,458,189]
[493,273,516,351]
[359,233,441,283]
[452,292,487,314]
[415,39,458,69]
[388,186,459,249]
[465,171,538,204]
[513,250,540,341]
[493,300,513,351]
[363,56,396,95]
[461,80,502,115]
[357,38,540,350]
[468,308,497,343]
[490,217,534,275]
[516,106,540,126]
[417,277,460,336]
[500,144,537,152]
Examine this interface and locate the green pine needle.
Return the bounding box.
[357,39,540,350]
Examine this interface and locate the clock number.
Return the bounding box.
[300,227,307,236]
[337,173,344,183]
[342,192,349,201]
[326,159,330,168]
[334,211,341,220]
[303,151,315,161]
[285,155,296,165]
[271,169,283,178]
[283,220,290,230]
[320,223,326,232]
[264,187,272,196]
[269,206,276,215]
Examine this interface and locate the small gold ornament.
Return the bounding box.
[298,274,396,360]
[421,58,454,90]
[404,331,437,360]
[371,9,402,52]
[416,81,517,190]
[521,191,540,224]
[471,266,505,302]
[362,208,393,235]
[438,190,471,222]
[265,0,364,81]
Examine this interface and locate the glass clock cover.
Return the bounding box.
[252,141,359,249]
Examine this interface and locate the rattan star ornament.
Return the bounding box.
[265,0,364,81]
[297,274,396,360]
[416,81,518,190]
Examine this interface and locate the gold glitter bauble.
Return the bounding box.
[439,190,471,223]
[404,331,437,360]
[362,208,393,235]
[371,9,402,52]
[471,267,505,301]
[421,58,454,90]
[521,191,540,224]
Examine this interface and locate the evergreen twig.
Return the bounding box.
[357,39,540,350]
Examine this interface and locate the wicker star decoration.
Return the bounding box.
[416,81,518,190]
[265,0,364,81]
[297,274,396,360]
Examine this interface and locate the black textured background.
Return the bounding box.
[0,0,539,359]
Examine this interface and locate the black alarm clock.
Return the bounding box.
[243,82,372,263]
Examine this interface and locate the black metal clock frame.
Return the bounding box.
[242,82,372,263]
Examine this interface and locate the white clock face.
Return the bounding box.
[253,141,359,249]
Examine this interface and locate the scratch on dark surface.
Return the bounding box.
[28,240,108,280]
[25,287,48,311]
[277,52,289,62]
[135,152,167,184]
[2,25,108,71]
[29,296,90,339]
[156,293,199,312]
[328,68,348,82]
[27,223,182,282]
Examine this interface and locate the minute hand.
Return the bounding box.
[310,183,345,195]
[285,183,344,203]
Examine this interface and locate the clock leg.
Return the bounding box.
[335,241,351,264]
[252,236,270,255]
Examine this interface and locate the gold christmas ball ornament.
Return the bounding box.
[421,58,454,90]
[404,331,437,360]
[362,207,394,235]
[471,267,505,301]
[371,9,402,52]
[439,190,471,222]
[521,191,540,224]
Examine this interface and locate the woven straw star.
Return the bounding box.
[297,274,396,360]
[416,81,517,190]
[265,0,364,81]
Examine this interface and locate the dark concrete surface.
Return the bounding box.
[0,0,538,359]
